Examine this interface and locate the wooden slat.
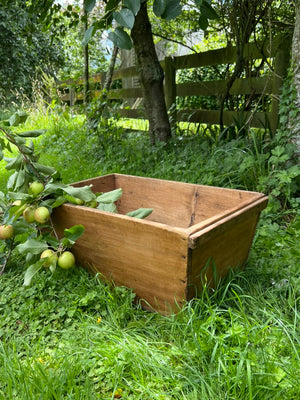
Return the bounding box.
[177,76,273,97]
[177,109,271,128]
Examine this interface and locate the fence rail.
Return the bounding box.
[58,34,291,133]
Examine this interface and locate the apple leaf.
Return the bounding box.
[96,188,122,203]
[63,185,95,202]
[17,238,48,255]
[82,24,95,47]
[124,0,141,15]
[23,260,44,286]
[97,202,118,213]
[64,225,85,242]
[153,0,166,17]
[200,1,218,19]
[113,9,135,29]
[84,0,96,13]
[108,27,132,50]
[126,208,153,219]
[17,129,45,138]
[161,0,182,21]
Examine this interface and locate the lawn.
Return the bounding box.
[0,109,299,399]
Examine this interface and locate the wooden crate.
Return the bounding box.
[52,174,268,314]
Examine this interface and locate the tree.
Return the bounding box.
[83,0,218,142]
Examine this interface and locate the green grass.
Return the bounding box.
[0,109,299,399]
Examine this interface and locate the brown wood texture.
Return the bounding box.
[52,174,268,313]
[52,202,189,314]
[186,197,268,299]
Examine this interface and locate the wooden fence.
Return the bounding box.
[59,34,291,133]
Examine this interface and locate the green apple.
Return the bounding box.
[0,224,14,240]
[40,249,58,267]
[58,251,76,269]
[23,206,36,223]
[29,181,44,196]
[34,206,50,224]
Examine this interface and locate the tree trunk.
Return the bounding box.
[292,0,300,157]
[103,45,119,91]
[131,1,171,143]
[83,9,90,105]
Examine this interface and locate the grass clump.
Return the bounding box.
[0,100,299,398]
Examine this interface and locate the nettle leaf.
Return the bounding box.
[84,0,96,13]
[108,27,132,50]
[97,188,122,203]
[161,0,182,20]
[113,8,135,29]
[153,0,166,17]
[124,0,140,15]
[16,129,45,138]
[23,260,44,286]
[126,208,153,219]
[200,1,218,19]
[97,202,117,213]
[64,225,85,242]
[17,238,48,255]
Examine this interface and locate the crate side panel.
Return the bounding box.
[187,202,264,299]
[114,174,265,228]
[71,174,116,193]
[52,205,189,313]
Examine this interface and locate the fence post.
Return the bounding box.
[270,35,292,134]
[164,56,177,129]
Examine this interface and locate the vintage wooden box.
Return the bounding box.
[52,174,268,314]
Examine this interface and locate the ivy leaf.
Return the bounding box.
[17,238,48,255]
[113,9,135,29]
[23,260,44,286]
[126,208,153,219]
[108,27,132,50]
[96,188,122,203]
[124,0,140,15]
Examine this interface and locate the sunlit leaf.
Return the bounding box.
[64,225,85,242]
[113,9,135,29]
[96,188,122,203]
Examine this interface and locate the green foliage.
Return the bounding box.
[0,0,64,105]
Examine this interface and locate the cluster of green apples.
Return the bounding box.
[0,180,76,270]
[40,249,76,270]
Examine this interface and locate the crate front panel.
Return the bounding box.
[52,204,189,312]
